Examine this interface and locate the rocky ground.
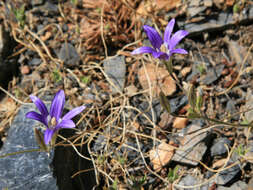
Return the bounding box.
[0,0,253,189]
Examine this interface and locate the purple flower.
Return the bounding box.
[132,19,189,60]
[26,90,85,145]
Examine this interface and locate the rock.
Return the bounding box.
[216,180,247,190]
[214,159,241,185]
[211,137,231,157]
[103,55,126,94]
[31,0,44,6]
[200,64,224,85]
[176,175,199,190]
[187,6,207,18]
[0,105,57,190]
[0,105,96,190]
[189,0,201,6]
[58,43,80,67]
[138,99,162,124]
[180,4,253,36]
[225,100,237,116]
[172,124,208,165]
[169,95,188,114]
[203,0,213,7]
[245,89,253,123]
[29,58,42,66]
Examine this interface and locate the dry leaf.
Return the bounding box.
[138,64,176,97]
[155,0,181,11]
[159,112,173,129]
[149,141,175,171]
[181,67,191,77]
[212,158,227,169]
[173,117,188,129]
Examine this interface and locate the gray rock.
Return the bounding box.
[58,43,80,66]
[245,89,253,123]
[0,105,97,190]
[180,5,253,36]
[216,160,240,185]
[200,64,224,85]
[0,105,58,190]
[31,0,44,6]
[187,6,206,18]
[189,0,201,7]
[216,180,247,190]
[103,55,126,94]
[211,137,231,157]
[176,175,198,190]
[172,124,208,165]
[225,100,237,116]
[203,0,212,7]
[29,58,41,66]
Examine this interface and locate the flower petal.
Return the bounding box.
[26,111,48,127]
[62,106,86,120]
[50,90,65,121]
[132,46,156,55]
[152,51,170,60]
[164,19,175,44]
[169,30,189,50]
[171,48,188,54]
[56,119,75,130]
[143,25,163,49]
[44,129,55,145]
[29,95,49,117]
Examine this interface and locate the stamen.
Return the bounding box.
[160,44,167,53]
[50,117,57,127]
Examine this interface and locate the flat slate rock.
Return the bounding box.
[0,105,57,190]
[58,43,80,67]
[172,124,208,166]
[179,4,253,35]
[103,55,126,94]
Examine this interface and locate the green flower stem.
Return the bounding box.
[0,148,41,158]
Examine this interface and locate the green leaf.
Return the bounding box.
[34,128,48,152]
[196,95,203,113]
[168,165,179,183]
[159,91,171,114]
[188,84,197,110]
[163,58,173,75]
[52,69,62,82]
[187,107,200,119]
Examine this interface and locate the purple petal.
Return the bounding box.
[26,111,48,127]
[56,119,75,130]
[169,30,189,50]
[170,48,188,54]
[143,25,163,49]
[152,51,170,60]
[50,90,65,121]
[44,129,55,145]
[62,106,86,120]
[29,95,49,117]
[132,46,156,55]
[164,19,175,44]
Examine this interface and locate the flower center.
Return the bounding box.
[49,117,57,129]
[160,43,170,54]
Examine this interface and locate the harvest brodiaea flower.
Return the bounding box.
[26,90,85,145]
[132,19,189,60]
